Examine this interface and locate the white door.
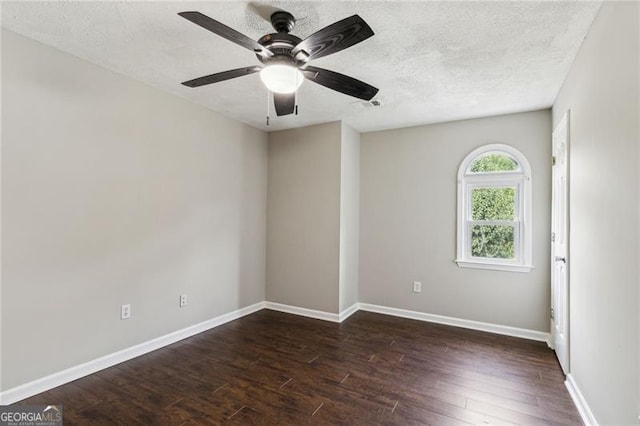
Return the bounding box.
[551,111,570,374]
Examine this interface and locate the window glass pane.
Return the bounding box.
[472,187,515,220]
[469,153,519,173]
[471,225,515,259]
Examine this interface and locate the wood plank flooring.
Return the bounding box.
[16,310,582,425]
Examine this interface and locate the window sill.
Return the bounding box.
[455,259,533,273]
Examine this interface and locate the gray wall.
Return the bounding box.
[1,30,268,391]
[339,123,360,312]
[552,1,639,423]
[266,122,342,313]
[359,110,552,331]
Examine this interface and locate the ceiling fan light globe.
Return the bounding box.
[260,64,303,94]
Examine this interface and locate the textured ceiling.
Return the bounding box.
[1,1,601,132]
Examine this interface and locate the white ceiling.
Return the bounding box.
[1,1,602,133]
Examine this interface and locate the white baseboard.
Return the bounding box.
[339,303,359,322]
[0,301,265,405]
[264,301,341,322]
[0,300,552,405]
[565,373,598,426]
[358,303,550,342]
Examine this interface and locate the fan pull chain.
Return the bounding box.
[266,90,271,126]
[295,73,300,115]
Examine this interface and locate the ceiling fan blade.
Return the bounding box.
[291,15,373,61]
[303,66,378,100]
[182,66,261,87]
[273,93,295,116]
[178,11,273,58]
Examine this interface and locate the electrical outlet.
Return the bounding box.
[413,281,422,293]
[179,294,187,308]
[121,304,131,320]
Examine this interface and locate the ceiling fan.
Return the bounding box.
[178,10,379,117]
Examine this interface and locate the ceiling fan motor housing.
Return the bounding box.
[256,32,307,67]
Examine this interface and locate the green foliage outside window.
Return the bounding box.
[469,154,518,259]
[470,153,518,173]
[471,223,515,259]
[472,187,515,221]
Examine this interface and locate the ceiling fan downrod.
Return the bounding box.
[270,11,296,33]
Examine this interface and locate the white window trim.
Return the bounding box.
[455,144,533,273]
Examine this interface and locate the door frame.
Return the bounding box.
[551,110,570,374]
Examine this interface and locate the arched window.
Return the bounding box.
[456,144,533,272]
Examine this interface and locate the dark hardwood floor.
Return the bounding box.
[17,310,582,425]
